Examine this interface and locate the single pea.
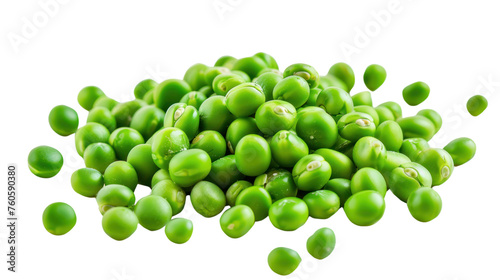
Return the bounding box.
[130,105,165,140]
[417,109,442,133]
[307,227,336,260]
[258,169,298,202]
[255,100,297,136]
[96,184,135,215]
[283,63,320,88]
[71,168,104,197]
[183,63,208,91]
[151,179,186,215]
[314,149,355,179]
[74,122,110,157]
[103,161,138,191]
[292,154,332,192]
[315,87,354,118]
[134,195,172,231]
[180,91,207,109]
[191,130,227,161]
[212,73,246,96]
[399,138,430,161]
[328,62,355,92]
[154,79,191,111]
[344,190,385,226]
[234,134,271,176]
[374,120,403,152]
[323,178,352,207]
[83,143,116,174]
[28,146,63,178]
[235,186,272,221]
[337,112,376,142]
[164,103,199,140]
[214,55,237,68]
[374,106,395,124]
[407,187,442,222]
[318,75,348,92]
[48,105,79,136]
[225,83,265,117]
[226,180,252,207]
[397,115,436,141]
[206,155,244,190]
[269,197,309,231]
[109,127,145,160]
[111,100,146,128]
[351,168,387,197]
[169,149,211,188]
[268,247,301,276]
[101,207,138,241]
[353,105,380,126]
[378,101,403,120]
[199,95,235,134]
[226,118,260,154]
[42,202,76,235]
[378,151,411,182]
[253,52,279,69]
[134,79,158,99]
[165,218,193,244]
[303,190,340,219]
[87,107,116,132]
[295,107,338,149]
[93,96,119,110]
[467,95,488,116]
[151,127,190,169]
[443,137,476,166]
[415,148,454,186]
[232,56,268,79]
[190,181,226,218]
[126,144,159,186]
[403,81,430,106]
[219,205,255,238]
[352,91,373,107]
[352,136,387,169]
[270,130,309,168]
[363,64,386,91]
[273,76,310,108]
[254,72,283,101]
[151,169,170,187]
[388,162,432,202]
[78,86,105,110]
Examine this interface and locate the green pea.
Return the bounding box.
[75,122,110,157]
[314,149,355,179]
[378,101,403,120]
[351,168,387,197]
[354,105,380,126]
[399,138,430,161]
[328,62,355,92]
[78,86,105,110]
[101,207,138,241]
[269,130,308,168]
[295,107,338,149]
[219,205,255,238]
[323,178,352,207]
[199,95,235,134]
[225,83,265,117]
[130,105,165,140]
[258,169,298,202]
[190,130,227,162]
[212,73,246,96]
[151,179,186,215]
[93,96,119,110]
[254,72,283,101]
[235,186,272,221]
[83,143,116,174]
[165,218,193,244]
[183,63,208,91]
[226,118,260,154]
[164,103,199,140]
[253,52,279,69]
[71,168,104,197]
[315,87,354,118]
[234,134,271,176]
[333,136,355,159]
[180,91,207,110]
[397,115,436,141]
[374,120,403,151]
[303,190,340,219]
[204,66,231,85]
[255,100,297,136]
[103,161,138,191]
[190,181,226,218]
[337,112,376,142]
[307,227,336,260]
[257,68,282,77]
[111,100,146,128]
[269,197,308,231]
[268,247,301,276]
[96,184,135,214]
[232,70,251,82]
[214,55,237,68]
[273,76,310,108]
[154,79,191,111]
[292,154,332,191]
[134,79,158,99]
[352,136,387,169]
[283,63,320,88]
[319,74,349,91]
[363,64,386,91]
[168,149,211,188]
[126,144,158,186]
[87,107,116,132]
[109,127,145,160]
[374,106,395,124]
[151,169,170,187]
[42,202,76,235]
[232,56,268,79]
[134,195,172,231]
[407,188,442,222]
[417,109,442,133]
[403,81,430,106]
[443,137,476,166]
[48,105,79,136]
[388,162,432,202]
[352,91,373,107]
[28,145,63,178]
[151,127,190,169]
[305,88,322,106]
[344,190,385,226]
[415,148,454,186]
[378,151,411,182]
[226,180,252,207]
[467,95,488,116]
[207,155,244,190]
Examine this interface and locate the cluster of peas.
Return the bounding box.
[28,52,487,276]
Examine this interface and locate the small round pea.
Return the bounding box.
[151,169,170,187]
[103,161,138,191]
[351,91,373,107]
[235,186,272,221]
[28,145,63,178]
[407,187,442,222]
[443,137,476,166]
[180,91,207,109]
[235,134,271,177]
[467,95,488,116]
[212,73,246,96]
[232,56,268,79]
[164,103,199,140]
[398,115,436,141]
[328,62,355,92]
[101,207,138,241]
[190,181,226,218]
[130,105,166,140]
[292,154,332,192]
[42,202,77,235]
[269,197,309,231]
[183,63,208,91]
[351,168,387,197]
[388,162,432,202]
[303,190,340,219]
[87,107,116,132]
[378,101,403,120]
[74,122,110,157]
[93,96,119,110]
[127,144,159,186]
[363,64,386,91]
[344,190,385,226]
[400,138,430,161]
[314,149,355,180]
[151,127,190,169]
[219,205,255,238]
[109,127,145,160]
[111,100,146,128]
[417,109,442,133]
[255,100,297,136]
[403,81,430,106]
[154,79,191,111]
[319,74,349,92]
[315,87,354,118]
[134,195,172,231]
[206,155,244,190]
[151,179,186,215]
[226,118,260,154]
[254,52,279,69]
[254,72,283,101]
[83,143,116,174]
[191,130,227,161]
[134,79,158,99]
[48,105,79,136]
[374,120,403,152]
[323,178,352,207]
[307,227,336,260]
[295,107,338,150]
[165,218,193,244]
[96,184,135,214]
[268,247,301,276]
[258,169,298,202]
[225,83,265,117]
[198,96,235,134]
[273,76,310,108]
[375,106,395,124]
[169,149,211,188]
[71,168,104,197]
[415,148,454,186]
[78,86,105,110]
[270,130,309,168]
[337,112,376,142]
[283,63,320,88]
[352,136,387,169]
[226,180,252,207]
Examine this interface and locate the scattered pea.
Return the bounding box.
[48,105,79,136]
[42,202,76,235]
[28,145,63,178]
[467,95,488,116]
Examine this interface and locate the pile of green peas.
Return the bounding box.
[29,52,483,276]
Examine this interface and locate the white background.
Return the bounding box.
[1,0,500,279]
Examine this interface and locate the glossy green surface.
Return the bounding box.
[126,144,159,186]
[255,100,297,136]
[443,137,476,166]
[225,83,265,117]
[328,62,355,92]
[165,218,193,244]
[303,190,340,219]
[378,101,403,120]
[403,81,430,106]
[169,149,211,188]
[316,87,353,118]
[270,130,308,168]
[204,67,231,85]
[87,107,116,132]
[351,168,387,197]
[93,96,119,110]
[226,118,260,154]
[295,107,338,149]
[292,154,332,191]
[273,76,310,108]
[134,79,158,100]
[111,100,145,128]
[254,52,279,69]
[103,161,138,191]
[101,207,138,241]
[96,184,135,215]
[399,138,430,161]
[151,127,190,169]
[183,63,208,91]
[314,149,354,179]
[232,56,268,79]
[28,146,63,178]
[190,181,226,218]
[49,105,79,136]
[75,122,110,157]
[151,169,170,187]
[164,103,199,140]
[259,169,298,202]
[206,155,244,190]
[344,190,385,226]
[78,86,105,110]
[416,109,442,133]
[307,227,336,260]
[42,202,76,235]
[283,63,319,88]
[254,72,283,101]
[83,143,116,174]
[109,127,145,160]
[378,151,411,182]
[337,112,376,142]
[374,120,403,151]
[375,106,395,124]
[199,95,235,134]
[415,148,454,186]
[353,105,380,126]
[180,91,207,109]
[130,105,165,140]
[220,205,255,238]
[268,247,301,276]
[363,64,386,91]
[214,55,237,68]
[397,115,436,141]
[467,95,488,116]
[352,136,387,169]
[191,130,227,161]
[235,186,272,221]
[388,162,432,202]
[151,179,186,215]
[269,197,308,231]
[318,75,348,91]
[407,188,442,222]
[154,79,191,111]
[212,73,245,96]
[351,91,373,106]
[323,178,352,207]
[71,168,104,197]
[226,180,252,207]
[134,195,172,231]
[235,134,271,176]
